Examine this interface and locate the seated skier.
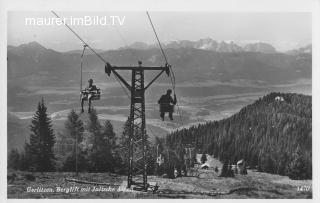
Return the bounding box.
[81,79,98,113]
[158,89,177,121]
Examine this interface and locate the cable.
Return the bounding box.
[112,24,143,99]
[79,45,87,107]
[146,11,176,91]
[146,11,184,126]
[51,11,105,63]
[112,73,131,100]
[146,11,169,65]
[51,11,131,100]
[168,65,183,125]
[146,12,175,90]
[114,23,179,127]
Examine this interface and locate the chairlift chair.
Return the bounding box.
[159,103,175,113]
[79,45,101,102]
[80,88,101,101]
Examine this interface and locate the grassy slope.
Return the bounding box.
[7,157,312,199]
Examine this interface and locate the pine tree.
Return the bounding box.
[25,98,56,172]
[65,109,84,141]
[219,160,234,177]
[100,120,117,172]
[102,120,117,150]
[86,108,114,172]
[86,108,101,171]
[286,148,310,180]
[87,108,102,141]
[201,153,207,164]
[219,161,229,177]
[118,118,131,174]
[62,109,86,173]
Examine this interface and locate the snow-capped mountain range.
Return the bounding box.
[121,38,279,53]
[121,38,312,54]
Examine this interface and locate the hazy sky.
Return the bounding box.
[7,11,311,52]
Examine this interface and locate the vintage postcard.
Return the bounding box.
[2,0,319,201]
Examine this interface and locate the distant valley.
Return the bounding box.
[7,40,312,151]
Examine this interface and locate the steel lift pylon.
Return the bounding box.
[105,61,170,191]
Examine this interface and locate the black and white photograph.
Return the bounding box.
[2,0,319,200]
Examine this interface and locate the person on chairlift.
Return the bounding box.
[81,79,98,113]
[158,89,177,121]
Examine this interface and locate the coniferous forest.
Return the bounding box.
[8,92,312,180]
[165,92,312,180]
[8,100,131,174]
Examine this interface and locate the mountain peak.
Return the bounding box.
[19,41,47,50]
[123,38,276,53]
[8,41,50,62]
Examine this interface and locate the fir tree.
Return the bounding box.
[102,120,117,150]
[201,153,207,164]
[219,161,229,177]
[102,121,123,173]
[118,118,131,174]
[65,109,84,141]
[100,120,118,172]
[86,108,114,172]
[286,148,310,180]
[219,160,234,177]
[62,109,85,173]
[25,98,56,172]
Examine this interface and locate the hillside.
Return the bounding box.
[165,92,312,179]
[7,109,168,153]
[7,160,312,199]
[7,41,312,115]
[8,41,311,87]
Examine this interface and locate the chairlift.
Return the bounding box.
[158,88,177,121]
[79,45,101,112]
[80,84,101,101]
[159,103,175,114]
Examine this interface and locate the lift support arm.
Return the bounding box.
[105,62,170,92]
